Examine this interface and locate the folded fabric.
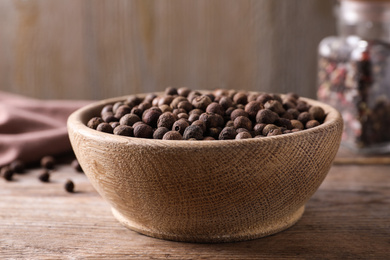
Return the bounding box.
[0,91,92,167]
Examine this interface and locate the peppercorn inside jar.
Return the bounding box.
[317,0,390,154]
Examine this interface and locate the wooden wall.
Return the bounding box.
[0,0,336,100]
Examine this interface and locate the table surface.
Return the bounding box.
[1,151,389,259]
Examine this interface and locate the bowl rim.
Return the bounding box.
[67,92,343,147]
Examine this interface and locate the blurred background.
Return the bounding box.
[0,0,336,100]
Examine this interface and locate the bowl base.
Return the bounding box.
[111,206,305,243]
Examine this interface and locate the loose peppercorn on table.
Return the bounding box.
[0,149,389,259]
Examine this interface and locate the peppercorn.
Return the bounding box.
[213,88,229,98]
[187,91,202,102]
[96,122,114,134]
[256,109,278,124]
[10,160,25,174]
[157,112,176,129]
[199,112,220,129]
[225,120,234,128]
[144,106,163,115]
[306,120,320,129]
[38,170,50,182]
[114,125,134,136]
[159,104,173,113]
[101,112,118,123]
[112,101,124,114]
[235,131,252,139]
[297,112,314,125]
[262,124,279,136]
[162,131,183,140]
[188,108,204,116]
[264,100,286,115]
[87,117,104,129]
[177,113,189,120]
[41,156,55,170]
[101,104,113,115]
[183,125,204,140]
[144,93,157,104]
[142,109,162,128]
[71,159,83,173]
[177,87,191,97]
[228,90,238,100]
[177,100,193,112]
[153,127,170,139]
[191,120,207,133]
[138,102,152,112]
[245,101,263,120]
[282,100,296,110]
[165,86,178,96]
[126,95,142,107]
[267,128,283,136]
[296,101,310,112]
[214,114,225,127]
[110,121,120,129]
[247,93,260,102]
[285,92,300,101]
[253,123,266,136]
[236,104,245,110]
[114,105,132,119]
[234,116,252,131]
[152,97,161,107]
[170,96,188,109]
[256,93,273,104]
[309,106,326,122]
[218,127,237,140]
[230,108,249,121]
[188,113,200,123]
[236,128,250,134]
[281,111,294,120]
[65,180,75,193]
[131,107,143,118]
[119,113,141,126]
[271,94,283,104]
[287,108,300,119]
[132,121,146,128]
[172,119,189,135]
[172,108,187,116]
[233,92,248,105]
[291,120,304,130]
[192,95,212,111]
[206,102,225,116]
[206,127,222,139]
[158,95,175,106]
[134,124,154,138]
[275,118,293,130]
[219,96,233,110]
[1,166,14,181]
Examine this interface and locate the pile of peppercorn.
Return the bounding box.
[0,156,83,193]
[87,87,326,140]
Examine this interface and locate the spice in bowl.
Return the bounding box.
[86,88,326,140]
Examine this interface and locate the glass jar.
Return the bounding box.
[318,0,390,154]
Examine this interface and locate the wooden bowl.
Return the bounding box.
[67,94,343,243]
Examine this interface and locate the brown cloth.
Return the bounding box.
[0,91,92,167]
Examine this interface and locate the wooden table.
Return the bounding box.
[1,152,389,259]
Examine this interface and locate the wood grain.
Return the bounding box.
[0,0,336,100]
[0,161,389,259]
